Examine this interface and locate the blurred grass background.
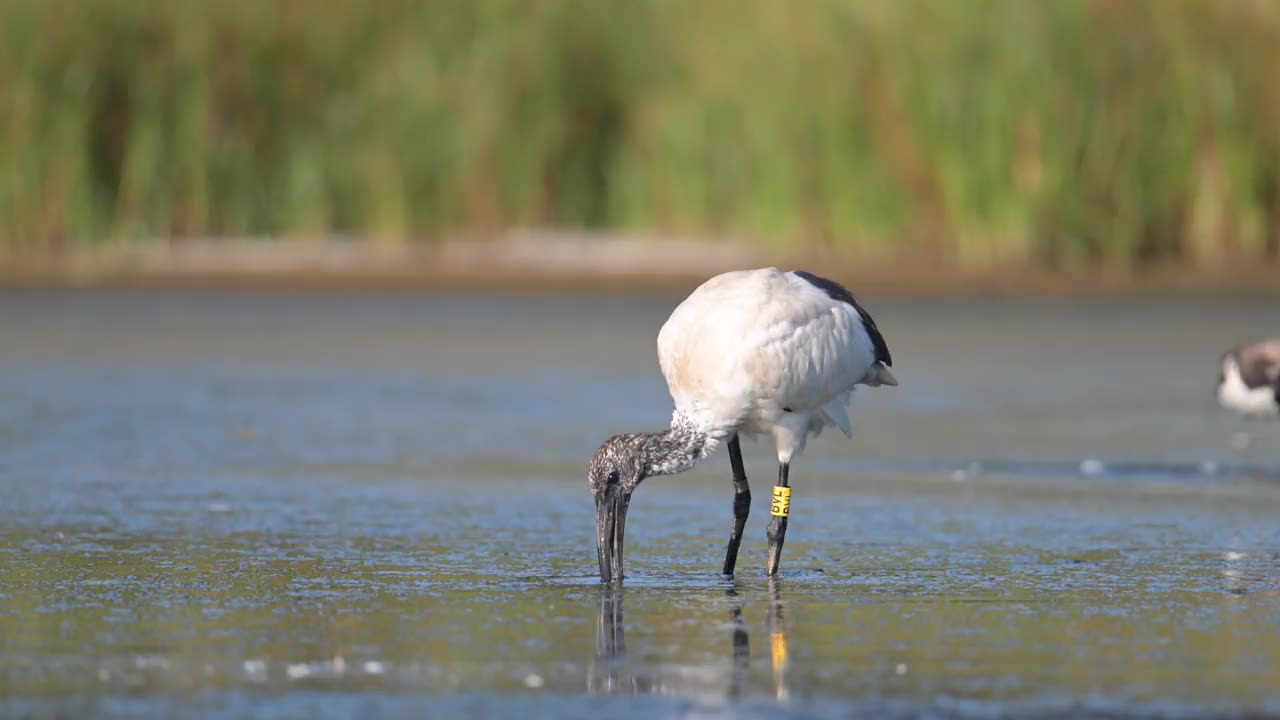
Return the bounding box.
[2,0,1279,270]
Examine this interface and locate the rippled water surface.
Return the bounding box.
[2,289,1280,718]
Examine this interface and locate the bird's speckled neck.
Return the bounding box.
[641,411,720,477]
[591,412,720,489]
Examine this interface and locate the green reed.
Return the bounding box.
[1,0,1278,267]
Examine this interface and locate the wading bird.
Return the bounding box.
[1217,339,1280,417]
[589,268,896,583]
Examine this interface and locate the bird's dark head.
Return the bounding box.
[588,434,647,497]
[589,435,645,584]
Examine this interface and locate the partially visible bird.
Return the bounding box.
[1217,339,1280,417]
[588,268,897,583]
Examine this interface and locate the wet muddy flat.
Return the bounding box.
[2,289,1279,718]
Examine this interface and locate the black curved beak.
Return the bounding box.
[595,486,631,584]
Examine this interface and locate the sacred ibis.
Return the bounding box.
[588,267,897,583]
[1217,339,1280,417]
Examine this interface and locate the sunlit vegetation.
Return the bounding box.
[2,0,1278,268]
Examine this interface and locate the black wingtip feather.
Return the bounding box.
[792,270,892,366]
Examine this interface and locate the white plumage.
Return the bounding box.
[657,267,895,462]
[1217,339,1280,417]
[588,267,896,582]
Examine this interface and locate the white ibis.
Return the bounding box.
[588,268,897,583]
[1217,339,1280,417]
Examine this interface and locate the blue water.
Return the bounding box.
[2,289,1279,718]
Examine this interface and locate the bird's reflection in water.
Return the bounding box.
[726,586,750,697]
[588,586,647,694]
[1222,550,1250,596]
[587,581,791,699]
[767,578,790,701]
[1218,549,1280,596]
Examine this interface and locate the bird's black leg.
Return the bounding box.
[721,434,751,576]
[766,462,790,576]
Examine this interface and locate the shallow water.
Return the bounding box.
[2,289,1279,719]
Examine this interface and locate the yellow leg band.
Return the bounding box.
[770,486,791,517]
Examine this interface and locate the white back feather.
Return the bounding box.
[657,268,880,439]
